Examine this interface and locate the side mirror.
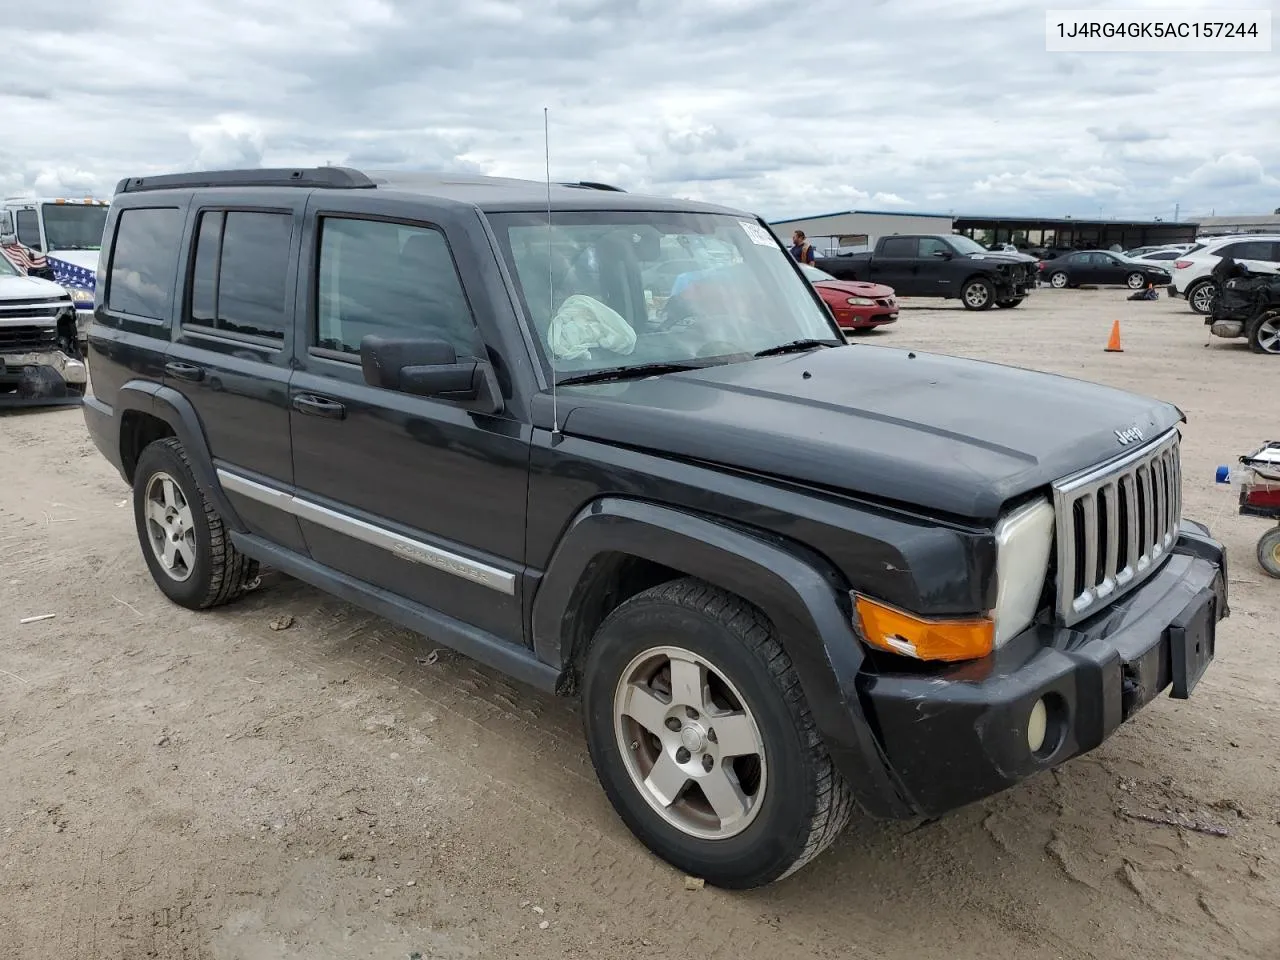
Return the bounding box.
[359,335,501,413]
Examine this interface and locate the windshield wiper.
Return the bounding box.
[555,360,710,386]
[752,338,843,358]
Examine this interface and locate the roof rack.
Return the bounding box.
[114,166,376,195]
[568,181,626,192]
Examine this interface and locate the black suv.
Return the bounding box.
[83,167,1228,889]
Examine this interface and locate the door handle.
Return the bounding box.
[165,361,204,382]
[292,394,347,420]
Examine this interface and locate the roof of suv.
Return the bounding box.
[112,166,748,218]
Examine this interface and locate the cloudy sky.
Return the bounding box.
[3,0,1276,222]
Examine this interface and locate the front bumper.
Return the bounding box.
[0,349,88,406]
[855,521,1227,819]
[838,308,898,331]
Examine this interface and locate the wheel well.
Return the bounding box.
[557,554,687,694]
[962,273,994,288]
[120,411,176,483]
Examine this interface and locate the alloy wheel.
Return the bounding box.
[1050,272,1068,288]
[1255,314,1280,354]
[144,472,197,582]
[612,645,767,841]
[1191,283,1217,313]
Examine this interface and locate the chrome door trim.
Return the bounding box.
[216,468,517,595]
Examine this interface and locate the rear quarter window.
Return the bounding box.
[106,206,185,322]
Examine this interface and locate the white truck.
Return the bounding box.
[0,252,87,404]
[0,196,110,342]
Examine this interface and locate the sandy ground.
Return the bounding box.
[1,287,1278,960]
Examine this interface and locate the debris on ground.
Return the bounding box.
[684,876,705,891]
[268,615,295,631]
[19,614,56,624]
[1119,807,1232,837]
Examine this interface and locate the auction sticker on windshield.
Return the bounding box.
[739,221,776,246]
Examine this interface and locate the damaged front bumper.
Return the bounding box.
[858,520,1227,819]
[0,349,88,406]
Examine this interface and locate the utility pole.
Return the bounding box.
[1174,201,1180,222]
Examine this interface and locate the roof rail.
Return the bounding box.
[568,181,626,193]
[114,167,376,195]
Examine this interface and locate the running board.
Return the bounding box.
[230,532,561,694]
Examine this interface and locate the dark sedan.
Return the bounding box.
[1039,251,1172,290]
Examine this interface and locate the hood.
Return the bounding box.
[814,279,895,299]
[961,251,1039,265]
[47,249,100,271]
[0,273,72,300]
[559,345,1182,521]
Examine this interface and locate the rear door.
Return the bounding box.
[1218,239,1280,275]
[873,236,920,294]
[164,192,307,553]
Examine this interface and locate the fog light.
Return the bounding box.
[1027,698,1048,754]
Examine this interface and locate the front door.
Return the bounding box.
[286,197,530,643]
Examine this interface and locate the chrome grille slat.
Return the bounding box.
[1052,429,1182,626]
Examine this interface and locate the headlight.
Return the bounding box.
[992,497,1055,646]
[68,288,94,305]
[846,297,876,306]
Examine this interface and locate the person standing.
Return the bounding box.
[790,230,816,264]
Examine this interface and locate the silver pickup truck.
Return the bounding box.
[0,253,87,405]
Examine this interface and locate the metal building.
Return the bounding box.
[768,210,953,254]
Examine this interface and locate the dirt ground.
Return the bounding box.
[2,287,1278,960]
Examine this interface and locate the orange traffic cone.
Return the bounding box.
[1105,320,1123,353]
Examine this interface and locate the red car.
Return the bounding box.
[799,263,898,332]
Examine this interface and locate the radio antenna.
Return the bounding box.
[544,106,560,436]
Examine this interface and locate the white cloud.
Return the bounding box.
[0,0,1275,219]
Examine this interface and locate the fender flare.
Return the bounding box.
[115,380,247,533]
[532,497,914,818]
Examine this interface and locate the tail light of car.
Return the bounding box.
[1242,480,1280,511]
[1175,260,1193,269]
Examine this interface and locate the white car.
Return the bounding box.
[0,254,87,404]
[1169,235,1280,314]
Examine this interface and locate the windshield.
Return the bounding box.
[41,203,109,250]
[799,263,835,282]
[491,210,840,381]
[0,254,17,277]
[947,235,991,255]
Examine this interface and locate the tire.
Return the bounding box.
[1049,271,1069,289]
[581,578,854,889]
[1246,310,1280,355]
[961,278,995,310]
[1188,280,1217,315]
[1126,272,1146,289]
[1258,528,1280,579]
[132,437,259,610]
[995,298,1024,308]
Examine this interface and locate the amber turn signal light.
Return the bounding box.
[853,595,994,663]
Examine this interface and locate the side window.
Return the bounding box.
[106,206,184,321]
[315,216,478,357]
[0,211,13,237]
[15,209,41,249]
[918,238,950,258]
[1223,240,1271,261]
[879,237,918,258]
[186,210,292,342]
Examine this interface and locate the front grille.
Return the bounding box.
[1052,429,1182,625]
[0,325,58,352]
[0,296,70,322]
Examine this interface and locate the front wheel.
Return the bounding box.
[1188,280,1217,315]
[581,578,854,889]
[961,278,995,310]
[1257,527,1280,579]
[1049,271,1069,289]
[132,437,259,610]
[995,297,1024,308]
[1246,310,1280,355]
[1126,272,1146,289]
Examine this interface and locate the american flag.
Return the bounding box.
[1,242,47,273]
[48,256,97,292]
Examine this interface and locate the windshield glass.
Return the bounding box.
[41,203,108,250]
[948,235,992,255]
[0,254,18,277]
[799,263,834,282]
[491,210,839,381]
